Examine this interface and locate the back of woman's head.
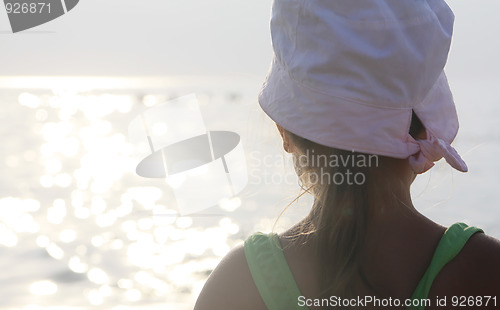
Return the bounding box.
[283,112,426,301]
[260,0,468,304]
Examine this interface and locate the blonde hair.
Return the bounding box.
[284,129,406,305]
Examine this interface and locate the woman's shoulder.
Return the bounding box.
[194,237,268,310]
[428,231,500,304]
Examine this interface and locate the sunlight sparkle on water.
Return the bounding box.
[91,235,105,247]
[126,187,163,209]
[19,92,42,109]
[87,268,110,285]
[142,94,166,107]
[219,197,242,212]
[152,206,177,226]
[36,235,50,248]
[69,256,89,273]
[137,217,153,230]
[3,87,251,307]
[87,289,104,306]
[74,207,91,219]
[96,211,118,227]
[100,285,113,297]
[45,158,62,174]
[125,289,142,302]
[134,271,169,293]
[35,108,48,121]
[42,122,73,142]
[117,279,134,290]
[0,198,41,238]
[62,137,81,157]
[39,175,54,188]
[78,94,133,119]
[175,217,192,229]
[91,197,107,215]
[54,173,72,187]
[46,242,64,260]
[23,199,40,212]
[0,224,18,247]
[59,229,77,243]
[219,217,240,235]
[47,199,66,224]
[29,281,57,296]
[110,239,124,250]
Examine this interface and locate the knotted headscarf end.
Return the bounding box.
[408,130,468,174]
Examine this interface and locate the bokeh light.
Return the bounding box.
[1,82,284,310]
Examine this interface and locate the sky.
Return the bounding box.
[0,0,498,80]
[0,0,272,77]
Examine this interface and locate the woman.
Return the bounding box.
[195,0,500,309]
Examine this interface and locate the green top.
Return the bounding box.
[244,222,483,310]
[409,222,483,309]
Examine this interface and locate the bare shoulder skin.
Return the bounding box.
[427,232,500,309]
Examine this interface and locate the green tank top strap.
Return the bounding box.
[410,222,484,309]
[244,223,483,310]
[244,232,309,310]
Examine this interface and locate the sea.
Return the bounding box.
[0,75,498,310]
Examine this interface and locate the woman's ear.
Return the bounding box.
[276,124,292,153]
